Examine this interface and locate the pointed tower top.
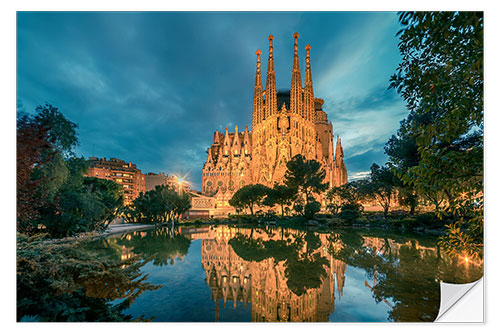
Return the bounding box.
[265,33,277,118]
[336,136,344,160]
[293,32,299,53]
[244,125,248,132]
[305,44,311,67]
[304,43,314,120]
[253,48,264,127]
[214,131,221,144]
[290,32,302,115]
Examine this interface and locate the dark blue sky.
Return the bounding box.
[17,11,408,190]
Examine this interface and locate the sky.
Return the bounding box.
[17,11,408,190]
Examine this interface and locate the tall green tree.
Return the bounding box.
[326,180,367,214]
[17,104,125,237]
[34,103,79,156]
[284,155,328,203]
[263,184,296,217]
[39,158,124,237]
[362,163,397,217]
[17,114,53,232]
[17,105,79,235]
[126,185,191,225]
[284,155,328,217]
[389,12,483,258]
[229,184,270,216]
[385,119,420,214]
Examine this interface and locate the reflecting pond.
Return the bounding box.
[88,225,483,322]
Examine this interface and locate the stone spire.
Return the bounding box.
[252,49,263,128]
[335,136,344,162]
[265,34,277,120]
[243,125,251,157]
[304,44,314,121]
[232,125,241,156]
[213,130,221,144]
[206,147,214,165]
[223,127,231,156]
[290,32,303,116]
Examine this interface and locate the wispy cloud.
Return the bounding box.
[348,171,371,182]
[17,12,406,190]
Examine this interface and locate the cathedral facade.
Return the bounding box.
[201,33,347,198]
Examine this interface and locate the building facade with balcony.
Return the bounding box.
[86,157,146,205]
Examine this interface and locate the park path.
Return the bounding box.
[103,223,155,236]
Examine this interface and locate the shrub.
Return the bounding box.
[16,234,160,321]
[304,201,321,219]
[338,209,361,223]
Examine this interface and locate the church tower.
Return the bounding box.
[265,35,277,120]
[202,33,348,200]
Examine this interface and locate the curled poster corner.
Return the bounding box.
[435,277,484,322]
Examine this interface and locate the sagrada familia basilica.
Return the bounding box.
[201,33,347,199]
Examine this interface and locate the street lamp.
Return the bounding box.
[177,176,184,195]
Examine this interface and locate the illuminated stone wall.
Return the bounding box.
[201,33,348,200]
[191,226,347,322]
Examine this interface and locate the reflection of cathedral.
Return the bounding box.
[184,226,347,322]
[201,33,347,200]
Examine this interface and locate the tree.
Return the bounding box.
[17,104,126,237]
[385,119,420,214]
[362,163,397,217]
[128,185,191,225]
[17,105,79,235]
[34,103,79,156]
[16,114,53,233]
[263,184,296,217]
[39,158,124,237]
[326,180,367,214]
[229,184,270,216]
[171,192,192,222]
[304,201,321,219]
[390,12,483,258]
[284,155,328,217]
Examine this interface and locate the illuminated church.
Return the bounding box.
[201,33,347,198]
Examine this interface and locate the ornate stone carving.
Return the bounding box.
[201,33,348,201]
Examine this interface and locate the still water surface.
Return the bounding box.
[89,225,482,322]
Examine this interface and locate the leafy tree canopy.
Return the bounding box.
[229,184,270,216]
[389,11,483,258]
[284,155,328,204]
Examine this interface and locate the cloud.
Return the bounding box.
[348,171,371,182]
[17,12,406,190]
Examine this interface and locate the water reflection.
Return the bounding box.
[101,225,483,322]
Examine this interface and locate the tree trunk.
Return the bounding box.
[383,205,389,217]
[410,203,416,215]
